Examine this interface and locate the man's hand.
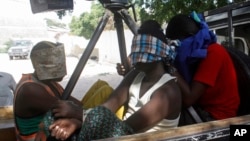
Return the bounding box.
[116,63,127,76]
[52,100,83,121]
[49,118,81,141]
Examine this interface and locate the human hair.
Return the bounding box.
[165,14,200,40]
[138,20,167,43]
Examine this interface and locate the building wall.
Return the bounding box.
[96,30,134,63]
[0,0,49,45]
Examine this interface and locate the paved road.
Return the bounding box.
[0,53,123,100]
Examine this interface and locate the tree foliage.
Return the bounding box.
[69,0,247,38]
[69,1,140,39]
[136,0,247,24]
[69,3,105,39]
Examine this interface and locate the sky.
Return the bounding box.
[0,0,93,23]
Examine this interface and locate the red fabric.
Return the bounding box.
[194,43,240,120]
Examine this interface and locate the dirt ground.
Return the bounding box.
[0,53,123,101]
[60,73,123,100]
[59,60,124,100]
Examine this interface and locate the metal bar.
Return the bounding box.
[228,9,234,48]
[120,9,138,35]
[62,10,111,100]
[204,1,250,16]
[187,107,203,123]
[113,12,130,75]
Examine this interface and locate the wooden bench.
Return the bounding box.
[0,106,15,141]
[1,107,250,141]
[98,114,250,141]
[0,119,15,141]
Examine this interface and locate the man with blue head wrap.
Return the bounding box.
[166,12,240,121]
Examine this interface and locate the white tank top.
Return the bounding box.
[123,72,180,132]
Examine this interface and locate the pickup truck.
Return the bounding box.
[1,1,250,141]
[101,2,250,140]
[204,1,250,55]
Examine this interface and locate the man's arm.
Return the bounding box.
[15,83,60,116]
[68,96,83,106]
[51,70,139,121]
[8,74,16,92]
[172,45,224,107]
[102,70,139,113]
[173,71,207,107]
[124,80,181,132]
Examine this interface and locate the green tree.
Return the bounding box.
[0,39,14,53]
[69,0,247,38]
[69,1,139,39]
[136,0,246,24]
[69,3,105,39]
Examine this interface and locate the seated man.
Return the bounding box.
[0,71,16,119]
[165,12,240,123]
[0,71,16,106]
[14,41,120,141]
[40,20,182,141]
[13,41,84,141]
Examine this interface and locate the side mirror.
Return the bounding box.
[30,0,73,14]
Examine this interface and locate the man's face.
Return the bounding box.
[134,62,157,72]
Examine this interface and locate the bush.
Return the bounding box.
[4,39,14,48]
[0,39,14,53]
[0,46,8,53]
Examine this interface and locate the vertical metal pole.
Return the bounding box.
[62,10,111,100]
[120,9,138,35]
[228,9,234,48]
[114,12,130,75]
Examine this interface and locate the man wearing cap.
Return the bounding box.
[44,20,182,141]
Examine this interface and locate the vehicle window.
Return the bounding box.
[234,39,245,53]
[211,23,250,55]
[215,28,230,47]
[13,40,32,46]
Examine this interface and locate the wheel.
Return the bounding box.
[9,56,13,60]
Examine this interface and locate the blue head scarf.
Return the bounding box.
[174,11,217,84]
